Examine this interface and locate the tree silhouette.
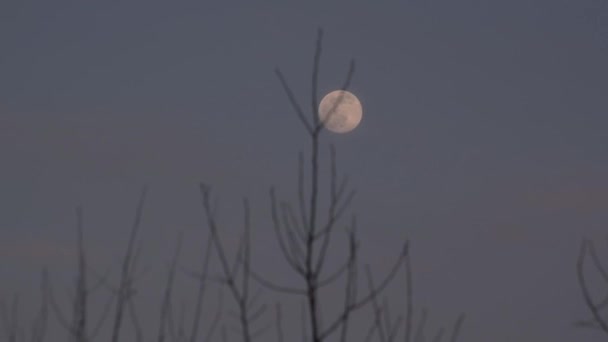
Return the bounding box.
[1,29,466,342]
[198,28,466,342]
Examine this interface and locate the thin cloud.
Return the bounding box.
[0,239,74,261]
[527,185,608,214]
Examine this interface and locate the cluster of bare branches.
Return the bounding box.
[195,28,465,342]
[41,188,223,342]
[1,28,466,342]
[364,257,465,342]
[43,191,150,342]
[193,188,264,342]
[257,28,408,342]
[158,230,223,342]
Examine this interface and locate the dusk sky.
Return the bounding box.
[2,1,608,341]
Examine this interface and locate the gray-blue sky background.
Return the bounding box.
[2,1,608,341]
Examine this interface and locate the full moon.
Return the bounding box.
[318,90,363,133]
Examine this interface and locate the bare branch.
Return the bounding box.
[110,186,148,342]
[317,258,349,288]
[320,241,408,340]
[298,152,309,232]
[588,241,608,284]
[339,225,358,342]
[311,27,323,128]
[280,201,306,264]
[314,60,356,134]
[45,276,73,335]
[366,266,387,342]
[449,314,465,342]
[157,233,183,342]
[247,304,266,323]
[189,232,213,342]
[269,188,306,275]
[274,69,313,134]
[577,239,608,334]
[249,271,307,295]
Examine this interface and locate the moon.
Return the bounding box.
[318,90,363,134]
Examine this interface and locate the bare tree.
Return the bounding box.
[248,28,465,342]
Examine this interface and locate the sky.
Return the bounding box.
[2,0,608,341]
